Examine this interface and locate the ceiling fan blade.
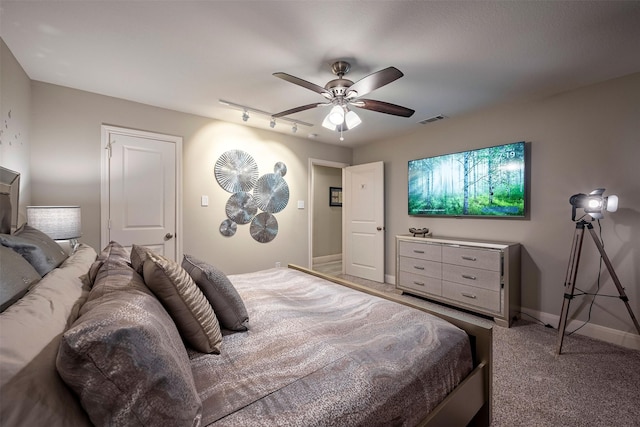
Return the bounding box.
[272,103,328,118]
[273,72,332,99]
[352,99,415,117]
[345,67,404,98]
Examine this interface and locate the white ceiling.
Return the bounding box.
[2,1,640,147]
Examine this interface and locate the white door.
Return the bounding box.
[101,126,182,260]
[344,161,385,282]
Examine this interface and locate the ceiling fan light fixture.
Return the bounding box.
[327,105,345,126]
[322,115,337,131]
[345,110,361,129]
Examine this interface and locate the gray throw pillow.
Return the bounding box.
[0,224,68,276]
[0,245,41,312]
[129,244,155,275]
[57,241,202,426]
[182,254,249,331]
[143,252,222,354]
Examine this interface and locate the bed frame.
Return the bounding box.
[289,265,492,427]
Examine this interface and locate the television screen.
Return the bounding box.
[408,141,526,217]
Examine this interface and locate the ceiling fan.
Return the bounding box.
[272,61,415,134]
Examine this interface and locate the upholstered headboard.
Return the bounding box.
[0,166,20,234]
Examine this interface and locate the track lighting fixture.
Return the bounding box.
[218,100,313,130]
[291,123,298,134]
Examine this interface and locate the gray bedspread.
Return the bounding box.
[190,268,473,427]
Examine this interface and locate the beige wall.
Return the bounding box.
[312,165,342,258]
[0,38,32,221]
[28,82,351,274]
[354,72,640,335]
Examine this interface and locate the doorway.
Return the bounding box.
[308,159,348,275]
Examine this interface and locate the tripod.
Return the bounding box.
[556,219,640,354]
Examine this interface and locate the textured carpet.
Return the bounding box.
[337,274,640,427]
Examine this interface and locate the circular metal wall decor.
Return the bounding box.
[274,162,287,177]
[214,150,259,193]
[250,212,278,243]
[253,173,289,213]
[225,192,257,225]
[219,218,237,237]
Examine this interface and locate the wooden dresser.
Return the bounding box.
[396,235,520,326]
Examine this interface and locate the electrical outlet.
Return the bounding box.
[275,262,281,268]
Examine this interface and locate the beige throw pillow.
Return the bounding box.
[143,252,222,354]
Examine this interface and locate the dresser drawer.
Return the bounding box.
[398,271,442,296]
[398,241,441,262]
[442,245,501,271]
[442,281,501,313]
[442,264,501,291]
[398,256,442,279]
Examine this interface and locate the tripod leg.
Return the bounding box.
[586,224,640,335]
[556,223,586,355]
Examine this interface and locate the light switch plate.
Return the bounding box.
[297,200,305,209]
[201,195,209,207]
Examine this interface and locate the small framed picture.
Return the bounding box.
[329,187,342,207]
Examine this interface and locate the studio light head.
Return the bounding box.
[569,188,618,221]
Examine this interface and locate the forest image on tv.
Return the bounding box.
[408,141,525,217]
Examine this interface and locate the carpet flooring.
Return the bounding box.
[335,274,640,427]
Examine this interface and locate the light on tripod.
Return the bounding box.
[569,188,618,220]
[557,186,639,355]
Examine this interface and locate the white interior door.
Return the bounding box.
[101,126,182,260]
[344,161,385,282]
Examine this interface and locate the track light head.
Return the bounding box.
[291,123,298,133]
[270,118,276,128]
[242,110,249,122]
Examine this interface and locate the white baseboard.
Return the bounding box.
[521,307,640,351]
[385,273,395,285]
[312,254,342,265]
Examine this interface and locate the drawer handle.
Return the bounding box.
[461,292,477,299]
[413,250,425,254]
[462,256,477,261]
[413,266,425,270]
[462,274,477,280]
[412,281,425,286]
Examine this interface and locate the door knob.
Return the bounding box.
[165,233,174,240]
[376,226,383,231]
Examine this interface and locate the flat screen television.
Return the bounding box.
[408,141,526,218]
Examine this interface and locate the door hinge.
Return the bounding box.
[105,140,116,158]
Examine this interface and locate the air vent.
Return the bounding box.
[419,115,447,125]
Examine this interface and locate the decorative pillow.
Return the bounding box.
[0,245,41,311]
[182,254,249,331]
[57,279,202,426]
[57,241,202,426]
[0,224,68,276]
[84,241,151,304]
[130,243,155,275]
[1,244,97,427]
[143,252,222,354]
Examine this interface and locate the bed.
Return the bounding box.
[0,187,491,426]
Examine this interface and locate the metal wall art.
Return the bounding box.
[249,212,278,243]
[253,173,289,214]
[215,149,289,243]
[214,149,259,193]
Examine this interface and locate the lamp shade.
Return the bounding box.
[27,206,82,240]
